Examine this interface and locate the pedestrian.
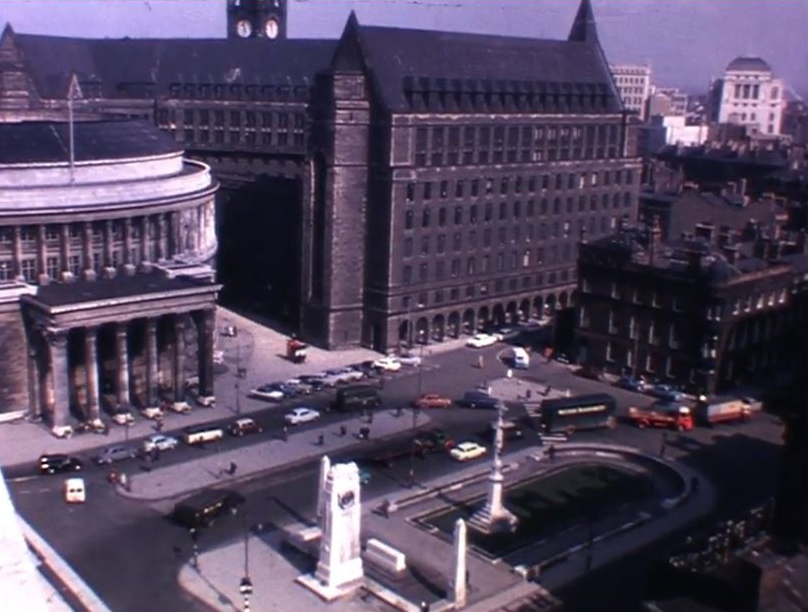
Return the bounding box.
[282,425,288,442]
[339,424,347,437]
[155,419,164,433]
[317,433,325,446]
[227,461,237,475]
[477,355,484,369]
[548,444,556,463]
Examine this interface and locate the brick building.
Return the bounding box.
[1,0,641,351]
[575,222,806,395]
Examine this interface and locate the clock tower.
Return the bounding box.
[227,0,286,40]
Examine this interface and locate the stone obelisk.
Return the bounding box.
[452,518,468,607]
[317,455,331,521]
[469,400,518,534]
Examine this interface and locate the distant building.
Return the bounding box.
[709,56,786,136]
[611,64,652,121]
[648,87,689,118]
[781,97,808,145]
[575,222,806,395]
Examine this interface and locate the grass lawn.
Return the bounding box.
[421,463,656,557]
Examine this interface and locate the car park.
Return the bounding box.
[228,417,263,437]
[466,333,497,348]
[414,393,452,409]
[142,434,179,453]
[93,445,137,465]
[285,407,321,425]
[249,384,286,401]
[449,441,487,462]
[397,353,422,367]
[372,356,402,372]
[615,376,646,392]
[38,454,83,475]
[649,384,684,402]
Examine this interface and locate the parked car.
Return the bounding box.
[297,374,328,390]
[221,325,238,337]
[373,357,402,372]
[466,333,497,348]
[413,429,456,453]
[574,366,604,381]
[615,376,646,392]
[397,353,422,367]
[649,384,684,402]
[349,362,382,377]
[284,379,315,395]
[414,393,452,409]
[111,410,135,426]
[329,367,365,383]
[38,453,83,475]
[93,445,137,465]
[285,407,321,425]
[140,406,164,420]
[449,441,487,462]
[142,434,179,453]
[493,327,520,342]
[249,384,286,401]
[228,417,263,437]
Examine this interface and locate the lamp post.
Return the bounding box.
[408,405,420,487]
[240,527,252,611]
[189,527,199,569]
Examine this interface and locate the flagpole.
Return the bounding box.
[67,88,75,184]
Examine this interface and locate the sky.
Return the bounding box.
[0,0,806,96]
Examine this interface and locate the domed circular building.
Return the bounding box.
[0,119,220,435]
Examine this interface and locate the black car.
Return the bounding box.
[38,453,83,475]
[172,489,246,529]
[483,419,524,442]
[458,391,500,409]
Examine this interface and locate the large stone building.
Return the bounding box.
[708,56,786,137]
[0,0,641,351]
[0,120,219,426]
[575,222,807,395]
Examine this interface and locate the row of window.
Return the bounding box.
[413,123,622,166]
[166,82,309,102]
[157,108,306,147]
[0,248,146,282]
[401,269,574,309]
[0,217,179,245]
[402,244,579,285]
[403,215,620,257]
[405,170,635,203]
[580,308,682,349]
[403,195,632,230]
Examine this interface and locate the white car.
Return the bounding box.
[373,356,402,372]
[285,407,321,426]
[449,441,487,462]
[140,406,164,420]
[142,434,179,453]
[249,384,285,401]
[465,333,497,348]
[397,353,422,367]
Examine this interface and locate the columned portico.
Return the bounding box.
[84,325,101,421]
[46,329,70,428]
[82,221,95,281]
[145,317,159,408]
[115,323,131,408]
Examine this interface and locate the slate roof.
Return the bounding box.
[31,271,209,307]
[354,23,622,113]
[13,34,337,98]
[0,119,180,164]
[726,56,771,73]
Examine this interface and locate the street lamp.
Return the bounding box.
[240,526,252,611]
[189,527,199,569]
[408,405,420,488]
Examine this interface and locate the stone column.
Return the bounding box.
[169,211,181,258]
[27,347,41,421]
[102,219,116,278]
[140,216,151,269]
[452,519,468,608]
[59,224,73,282]
[172,316,186,402]
[122,218,135,275]
[82,221,96,281]
[12,226,23,280]
[317,455,332,521]
[157,214,168,261]
[145,317,159,408]
[195,309,215,400]
[36,225,49,285]
[115,323,131,408]
[84,326,101,422]
[47,329,70,429]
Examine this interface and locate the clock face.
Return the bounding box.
[236,19,252,38]
[264,17,280,39]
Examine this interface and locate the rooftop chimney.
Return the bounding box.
[694,222,715,243]
[723,245,739,265]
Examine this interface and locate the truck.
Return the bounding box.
[627,402,693,431]
[286,337,308,364]
[695,396,753,426]
[539,393,617,434]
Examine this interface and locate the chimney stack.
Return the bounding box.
[722,245,739,265]
[694,222,715,243]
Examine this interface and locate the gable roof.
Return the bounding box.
[12,33,337,99]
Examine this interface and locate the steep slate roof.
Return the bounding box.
[0,119,180,164]
[353,22,622,112]
[13,34,337,98]
[726,56,771,73]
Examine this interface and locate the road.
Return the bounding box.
[7,341,785,612]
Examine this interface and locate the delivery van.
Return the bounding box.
[64,478,86,503]
[509,346,530,369]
